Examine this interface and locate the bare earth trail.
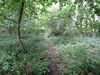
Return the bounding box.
[47,40,58,75]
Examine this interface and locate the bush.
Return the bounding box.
[0,34,50,75]
[51,36,100,75]
[49,36,70,45]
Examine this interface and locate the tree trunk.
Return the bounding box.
[17,2,27,53]
[84,12,89,36]
[92,32,96,37]
[97,27,100,36]
[92,15,96,37]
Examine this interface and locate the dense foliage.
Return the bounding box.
[0,34,49,75]
[0,0,100,75]
[49,36,100,75]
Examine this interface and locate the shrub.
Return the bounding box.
[49,36,70,45]
[0,34,49,75]
[51,36,100,75]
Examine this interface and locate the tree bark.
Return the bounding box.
[97,27,100,36]
[92,15,96,37]
[17,2,27,53]
[92,28,96,37]
[84,12,89,36]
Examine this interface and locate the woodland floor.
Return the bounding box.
[47,41,58,75]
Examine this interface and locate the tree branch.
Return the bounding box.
[69,15,78,24]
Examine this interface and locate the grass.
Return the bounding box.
[49,36,100,75]
[0,33,50,75]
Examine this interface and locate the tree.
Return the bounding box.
[74,0,100,36]
[17,2,26,53]
[0,0,70,53]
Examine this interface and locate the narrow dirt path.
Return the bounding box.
[47,41,58,75]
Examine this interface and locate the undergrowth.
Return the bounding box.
[49,36,100,75]
[0,33,49,75]
[49,36,71,45]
